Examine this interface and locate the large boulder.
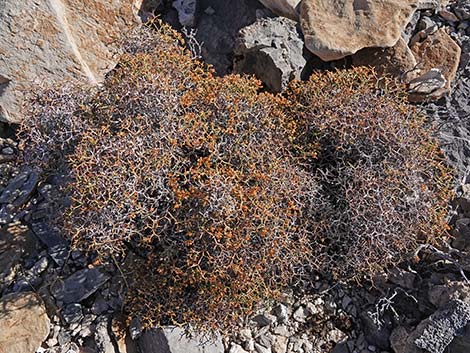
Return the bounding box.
[0,292,50,353]
[258,0,301,21]
[234,17,307,92]
[0,0,143,123]
[300,0,418,61]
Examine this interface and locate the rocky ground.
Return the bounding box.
[0,1,470,353]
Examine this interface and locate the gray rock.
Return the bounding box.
[50,267,110,304]
[293,306,309,323]
[192,0,262,75]
[272,304,290,324]
[172,0,198,27]
[426,36,470,179]
[409,68,447,94]
[453,0,470,20]
[138,326,223,353]
[94,317,115,353]
[62,303,83,324]
[252,313,277,327]
[31,222,68,266]
[415,299,470,353]
[229,343,249,353]
[129,316,143,340]
[0,168,37,207]
[254,343,270,353]
[234,17,306,92]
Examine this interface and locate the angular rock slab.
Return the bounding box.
[0,292,50,353]
[0,0,143,123]
[410,28,461,101]
[234,17,306,92]
[139,326,224,353]
[50,267,110,304]
[258,0,301,21]
[300,0,418,61]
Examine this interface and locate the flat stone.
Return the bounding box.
[50,267,110,304]
[300,0,418,61]
[138,326,224,353]
[0,168,38,207]
[0,0,142,123]
[0,292,50,353]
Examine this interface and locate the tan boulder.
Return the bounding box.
[300,0,418,61]
[0,292,50,353]
[0,0,143,123]
[410,28,461,101]
[258,0,301,21]
[352,37,418,80]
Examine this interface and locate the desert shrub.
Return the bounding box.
[20,21,453,331]
[21,22,318,330]
[284,68,453,278]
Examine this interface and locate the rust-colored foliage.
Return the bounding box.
[284,68,453,278]
[20,21,453,331]
[21,21,318,330]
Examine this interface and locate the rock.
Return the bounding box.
[408,68,447,98]
[410,28,462,100]
[414,300,470,353]
[428,281,470,307]
[138,326,224,353]
[172,0,198,27]
[0,0,142,123]
[31,222,68,266]
[453,0,470,20]
[352,37,417,80]
[129,316,143,340]
[50,267,110,304]
[300,0,418,61]
[0,168,38,224]
[62,303,83,324]
[254,343,270,353]
[0,292,50,353]
[272,336,288,353]
[272,304,290,324]
[94,317,115,353]
[229,343,249,353]
[327,329,347,344]
[360,310,391,350]
[234,17,306,92]
[0,222,36,293]
[427,35,470,179]
[417,0,449,10]
[293,306,309,323]
[390,326,423,353]
[194,0,262,75]
[448,323,470,353]
[252,313,277,327]
[258,0,301,21]
[439,9,460,22]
